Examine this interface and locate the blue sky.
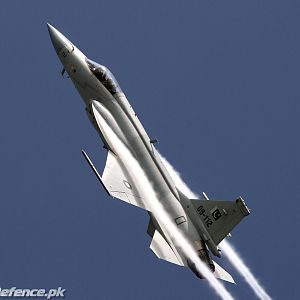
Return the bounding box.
[1,1,299,299]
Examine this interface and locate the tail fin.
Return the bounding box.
[191,197,250,246]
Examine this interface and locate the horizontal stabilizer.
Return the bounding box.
[213,261,235,284]
[150,230,184,266]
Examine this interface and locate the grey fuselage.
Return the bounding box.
[48,24,218,270]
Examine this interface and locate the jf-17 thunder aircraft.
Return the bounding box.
[48,24,250,283]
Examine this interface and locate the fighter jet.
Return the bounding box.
[47,24,250,283]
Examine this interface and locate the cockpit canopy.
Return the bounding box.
[86,58,122,95]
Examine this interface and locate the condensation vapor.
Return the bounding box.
[96,115,235,300]
[220,240,272,300]
[158,152,272,300]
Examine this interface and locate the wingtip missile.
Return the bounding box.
[81,150,110,196]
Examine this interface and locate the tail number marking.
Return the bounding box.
[197,206,213,228]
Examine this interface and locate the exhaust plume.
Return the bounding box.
[158,152,272,300]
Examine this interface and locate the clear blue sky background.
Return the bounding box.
[1,1,299,299]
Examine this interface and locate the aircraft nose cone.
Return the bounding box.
[47,23,71,53]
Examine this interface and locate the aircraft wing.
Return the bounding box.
[82,150,152,211]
